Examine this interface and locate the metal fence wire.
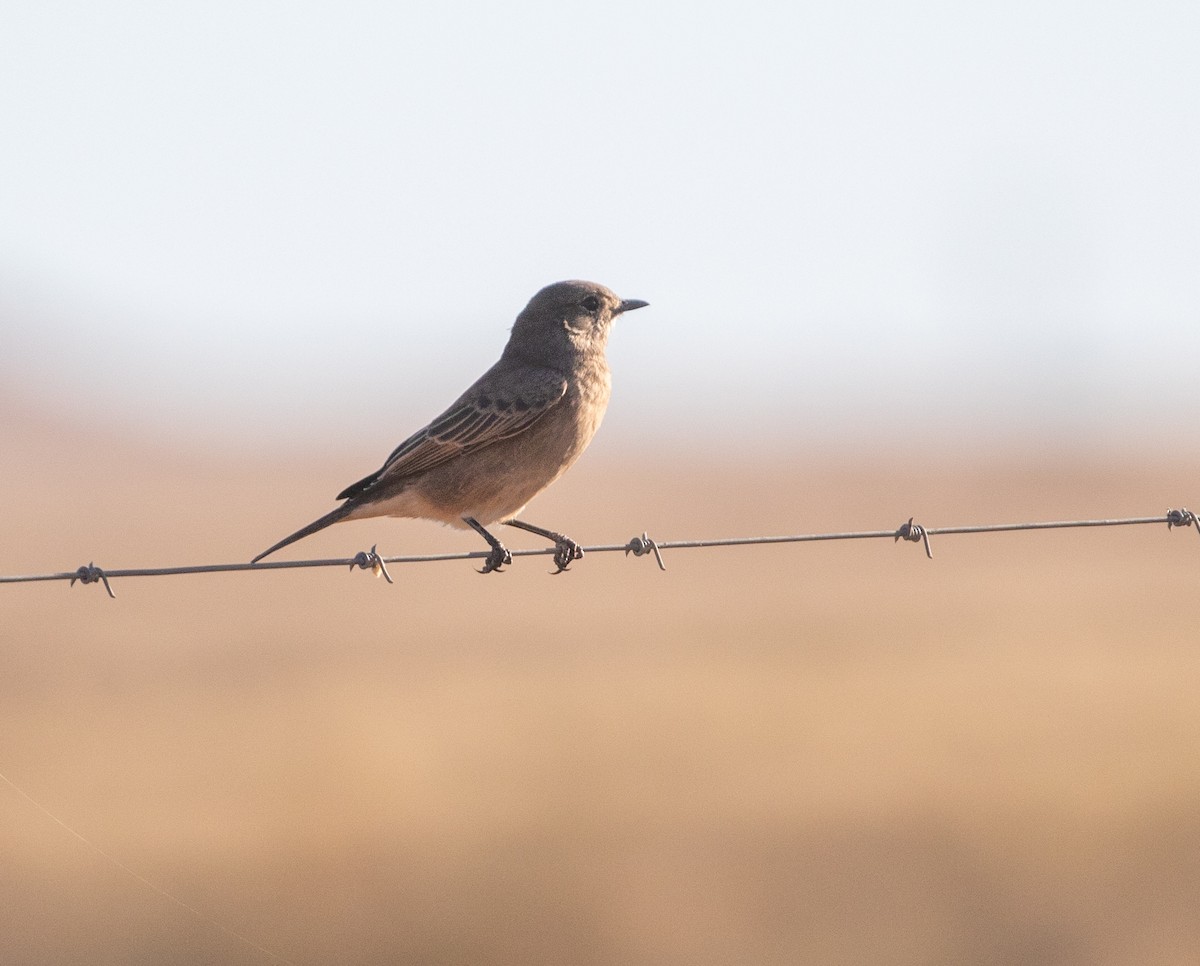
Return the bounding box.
[1,508,1196,599]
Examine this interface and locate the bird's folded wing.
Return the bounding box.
[336,365,568,500]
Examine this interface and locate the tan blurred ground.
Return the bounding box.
[2,404,1199,966]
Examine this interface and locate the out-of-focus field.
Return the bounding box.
[2,404,1199,966]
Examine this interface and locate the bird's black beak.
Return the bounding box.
[616,298,649,315]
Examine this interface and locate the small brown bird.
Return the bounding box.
[252,280,648,573]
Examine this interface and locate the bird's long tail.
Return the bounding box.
[251,503,356,563]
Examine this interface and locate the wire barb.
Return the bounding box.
[895,518,933,559]
[1166,507,1200,538]
[625,532,667,571]
[350,545,394,583]
[69,563,116,598]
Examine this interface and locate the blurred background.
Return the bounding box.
[2,2,1199,964]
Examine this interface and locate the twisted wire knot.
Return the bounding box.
[70,563,116,598]
[625,532,666,571]
[1166,507,1199,537]
[894,517,933,559]
[350,545,394,583]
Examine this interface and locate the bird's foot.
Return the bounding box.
[551,536,583,574]
[478,543,513,574]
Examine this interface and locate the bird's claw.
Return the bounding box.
[478,544,513,574]
[550,538,583,574]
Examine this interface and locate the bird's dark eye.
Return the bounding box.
[580,295,601,312]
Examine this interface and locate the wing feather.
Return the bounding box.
[336,364,567,501]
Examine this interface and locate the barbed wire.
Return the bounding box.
[1,507,1196,599]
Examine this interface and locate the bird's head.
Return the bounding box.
[506,280,648,366]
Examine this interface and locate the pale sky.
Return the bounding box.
[2,1,1197,449]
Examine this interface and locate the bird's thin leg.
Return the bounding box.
[505,519,583,574]
[464,516,513,574]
